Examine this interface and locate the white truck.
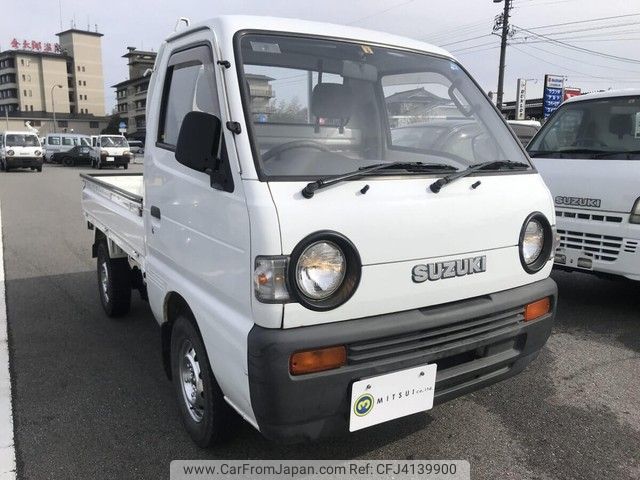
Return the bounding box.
[80,15,558,446]
[0,130,43,172]
[90,134,131,169]
[529,89,640,281]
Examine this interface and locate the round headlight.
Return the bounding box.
[519,213,552,274]
[522,219,544,264]
[296,241,346,300]
[7,150,14,157]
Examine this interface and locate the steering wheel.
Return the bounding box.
[262,140,331,161]
[573,138,608,148]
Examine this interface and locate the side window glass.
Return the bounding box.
[49,136,61,145]
[158,45,219,148]
[62,137,73,146]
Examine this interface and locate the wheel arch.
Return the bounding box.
[161,291,201,380]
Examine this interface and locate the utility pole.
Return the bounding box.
[495,0,512,111]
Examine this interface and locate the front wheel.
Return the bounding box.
[171,315,235,447]
[123,163,129,170]
[96,241,131,317]
[63,157,74,167]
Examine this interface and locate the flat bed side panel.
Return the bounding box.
[81,174,145,261]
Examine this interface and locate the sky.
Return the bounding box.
[4,0,640,115]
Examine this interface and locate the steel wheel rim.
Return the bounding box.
[99,260,109,303]
[179,340,205,423]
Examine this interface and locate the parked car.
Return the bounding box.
[80,15,557,447]
[128,140,144,155]
[44,133,91,163]
[90,135,131,169]
[50,145,95,166]
[508,120,541,147]
[0,131,43,172]
[529,89,640,281]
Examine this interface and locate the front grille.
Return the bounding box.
[347,307,524,365]
[557,229,623,262]
[556,209,623,223]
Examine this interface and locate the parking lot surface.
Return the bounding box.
[0,164,639,480]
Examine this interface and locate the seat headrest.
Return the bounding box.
[311,83,353,119]
[609,114,632,138]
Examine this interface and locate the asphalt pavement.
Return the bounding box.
[0,163,639,480]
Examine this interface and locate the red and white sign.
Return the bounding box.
[9,38,61,53]
[564,87,581,101]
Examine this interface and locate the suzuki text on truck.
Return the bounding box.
[80,16,558,445]
[529,89,640,281]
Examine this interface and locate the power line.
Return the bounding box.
[440,34,493,47]
[513,24,640,65]
[346,0,417,25]
[520,12,640,31]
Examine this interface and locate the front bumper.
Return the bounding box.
[248,277,557,442]
[99,155,130,166]
[5,156,43,168]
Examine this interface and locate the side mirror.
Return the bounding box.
[175,111,221,171]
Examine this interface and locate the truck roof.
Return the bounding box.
[1,131,39,135]
[564,88,640,104]
[168,15,453,60]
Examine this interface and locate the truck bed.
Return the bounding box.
[80,173,145,265]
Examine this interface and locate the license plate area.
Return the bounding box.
[349,364,437,432]
[106,156,114,162]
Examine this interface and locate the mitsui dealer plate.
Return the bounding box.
[349,364,437,432]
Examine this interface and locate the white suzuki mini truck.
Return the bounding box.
[529,90,640,281]
[80,16,558,445]
[90,134,131,169]
[0,131,43,172]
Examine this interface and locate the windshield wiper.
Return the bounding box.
[529,149,605,158]
[429,160,530,193]
[592,150,640,159]
[301,162,458,198]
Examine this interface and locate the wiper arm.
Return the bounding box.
[301,162,458,198]
[429,160,530,194]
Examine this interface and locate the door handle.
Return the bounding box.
[150,206,161,220]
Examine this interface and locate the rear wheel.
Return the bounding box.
[96,241,131,317]
[171,315,235,447]
[62,156,74,167]
[123,163,129,170]
[36,166,42,172]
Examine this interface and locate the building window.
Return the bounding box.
[58,120,68,127]
[81,66,85,72]
[20,59,24,66]
[31,120,41,126]
[90,121,99,128]
[77,65,81,72]
[23,89,27,96]
[22,74,25,81]
[29,105,33,111]
[28,89,32,97]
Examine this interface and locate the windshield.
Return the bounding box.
[6,134,39,147]
[529,96,640,158]
[101,136,128,148]
[238,33,530,179]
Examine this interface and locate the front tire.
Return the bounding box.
[171,315,235,447]
[63,156,74,167]
[96,241,131,317]
[123,163,129,170]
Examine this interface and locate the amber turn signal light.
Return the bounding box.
[289,346,347,375]
[524,297,551,322]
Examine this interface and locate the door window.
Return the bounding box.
[48,136,61,145]
[158,44,219,148]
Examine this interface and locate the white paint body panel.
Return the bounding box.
[533,157,640,280]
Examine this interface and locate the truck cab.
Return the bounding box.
[529,89,640,281]
[81,15,558,446]
[90,134,131,169]
[0,130,43,172]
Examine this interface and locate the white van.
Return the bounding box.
[0,130,43,172]
[44,133,91,162]
[81,15,558,446]
[530,89,640,281]
[90,134,131,169]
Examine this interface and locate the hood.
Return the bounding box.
[269,172,555,327]
[533,158,640,213]
[269,173,554,265]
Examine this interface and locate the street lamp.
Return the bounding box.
[51,84,62,133]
